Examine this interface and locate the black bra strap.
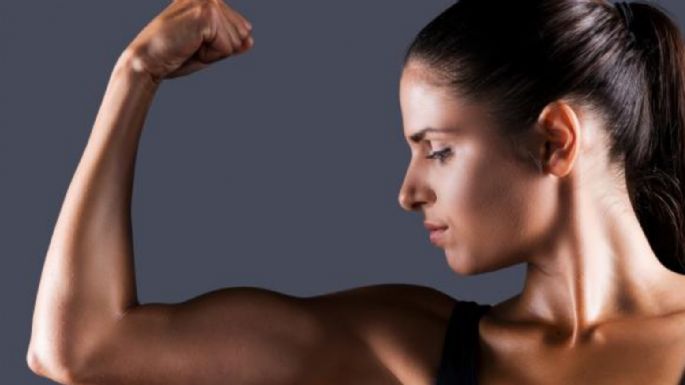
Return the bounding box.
[435,300,491,385]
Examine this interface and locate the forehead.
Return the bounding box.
[400,63,493,140]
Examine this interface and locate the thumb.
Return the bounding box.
[164,52,210,79]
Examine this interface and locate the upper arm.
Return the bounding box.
[72,287,330,385]
[70,284,456,385]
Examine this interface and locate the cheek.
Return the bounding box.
[470,159,517,230]
[446,147,537,248]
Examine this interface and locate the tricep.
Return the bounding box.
[71,287,332,385]
[66,284,453,385]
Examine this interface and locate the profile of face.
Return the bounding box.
[398,60,560,276]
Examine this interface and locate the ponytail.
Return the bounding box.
[626,2,685,273]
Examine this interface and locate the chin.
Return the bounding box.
[444,247,478,275]
[444,246,496,275]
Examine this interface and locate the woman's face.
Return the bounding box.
[398,60,555,275]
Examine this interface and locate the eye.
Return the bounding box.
[425,147,453,163]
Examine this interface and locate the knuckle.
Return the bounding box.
[194,0,213,15]
[237,26,248,38]
[193,0,218,18]
[191,0,219,31]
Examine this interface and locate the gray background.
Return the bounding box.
[2,1,683,383]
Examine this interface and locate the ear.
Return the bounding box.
[535,101,581,178]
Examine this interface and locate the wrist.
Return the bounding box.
[113,49,163,92]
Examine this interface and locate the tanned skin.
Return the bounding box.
[27,1,685,384]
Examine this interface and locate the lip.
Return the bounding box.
[424,221,448,231]
[428,228,447,246]
[424,221,448,246]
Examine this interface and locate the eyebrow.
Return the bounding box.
[409,127,461,143]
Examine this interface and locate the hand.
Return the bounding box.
[121,0,253,84]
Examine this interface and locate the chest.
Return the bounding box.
[477,315,685,385]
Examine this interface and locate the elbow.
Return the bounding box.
[26,344,87,384]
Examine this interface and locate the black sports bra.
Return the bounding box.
[433,300,685,385]
[434,300,491,385]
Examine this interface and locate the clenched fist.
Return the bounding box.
[121,0,253,84]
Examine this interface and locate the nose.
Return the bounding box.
[398,168,435,212]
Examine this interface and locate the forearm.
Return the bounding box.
[28,50,160,379]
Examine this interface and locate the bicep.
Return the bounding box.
[75,287,327,385]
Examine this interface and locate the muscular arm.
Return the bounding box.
[25,44,456,385]
[25,50,332,385]
[24,49,390,385]
[73,287,331,385]
[27,50,161,381]
[27,7,257,376]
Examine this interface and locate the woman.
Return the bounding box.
[27,0,685,384]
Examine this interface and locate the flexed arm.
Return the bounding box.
[27,1,254,382]
[25,3,454,385]
[26,49,165,384]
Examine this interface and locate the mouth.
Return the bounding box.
[428,227,448,246]
[424,221,448,246]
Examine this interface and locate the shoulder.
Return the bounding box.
[306,283,459,324]
[304,283,460,385]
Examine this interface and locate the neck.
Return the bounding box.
[508,169,681,345]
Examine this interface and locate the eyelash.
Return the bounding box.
[425,148,453,163]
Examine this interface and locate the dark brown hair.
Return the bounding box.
[405,0,685,273]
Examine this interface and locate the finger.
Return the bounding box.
[216,3,250,40]
[229,8,252,33]
[215,8,244,50]
[165,55,209,79]
[224,8,249,39]
[198,10,235,62]
[235,35,254,54]
[216,1,251,29]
